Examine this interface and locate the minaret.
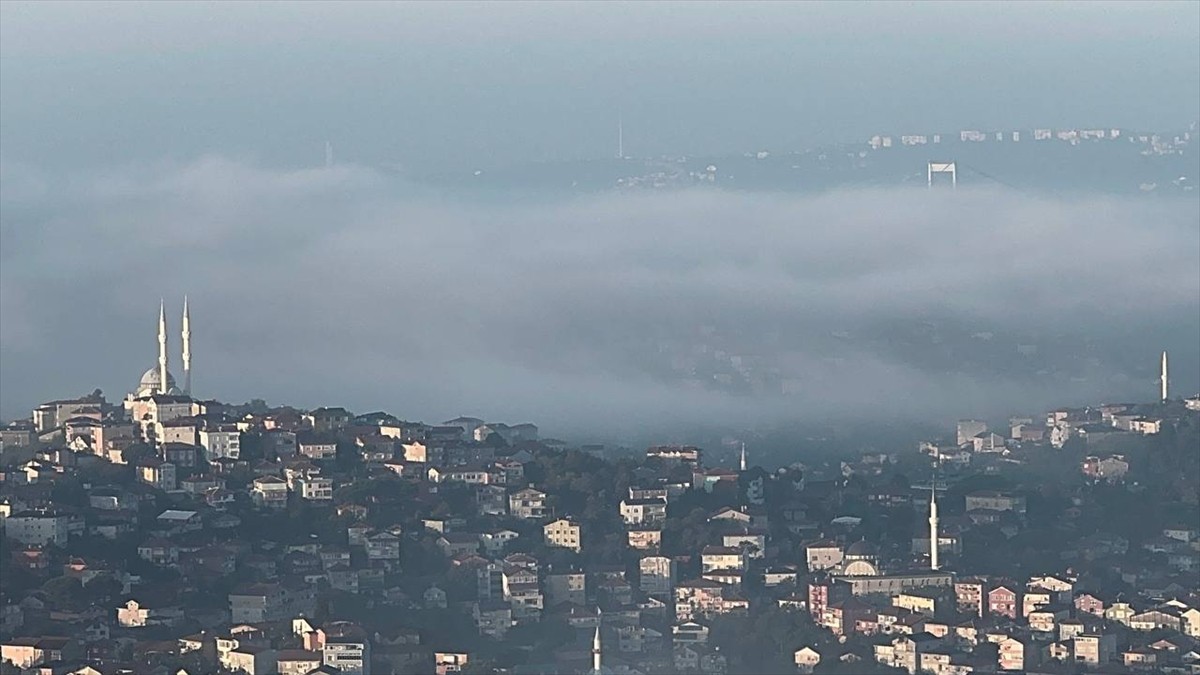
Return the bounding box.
[739,442,747,472]
[928,477,940,571]
[592,621,602,673]
[157,299,169,395]
[1161,351,1169,402]
[617,113,623,159]
[181,296,192,396]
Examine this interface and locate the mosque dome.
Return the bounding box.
[136,366,177,397]
[845,539,877,559]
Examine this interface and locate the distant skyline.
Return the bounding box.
[2,1,1198,172]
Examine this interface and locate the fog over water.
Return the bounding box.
[2,1,1198,438]
[2,157,1197,435]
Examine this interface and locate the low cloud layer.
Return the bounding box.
[2,157,1197,438]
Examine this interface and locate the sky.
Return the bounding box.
[1,1,1198,438]
[1,1,1198,170]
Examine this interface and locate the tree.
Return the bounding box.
[41,576,84,610]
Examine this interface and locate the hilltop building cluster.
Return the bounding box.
[0,303,1197,675]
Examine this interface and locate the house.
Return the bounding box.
[434,651,469,675]
[965,491,1026,514]
[988,585,1021,620]
[428,465,490,485]
[297,477,334,501]
[116,599,184,628]
[673,621,710,645]
[997,635,1035,671]
[473,600,513,639]
[874,634,937,674]
[794,646,821,673]
[1073,633,1116,666]
[1082,454,1130,482]
[0,637,76,669]
[154,509,202,534]
[722,531,766,558]
[365,532,402,562]
[137,537,180,565]
[509,488,547,520]
[646,445,702,465]
[805,540,844,572]
[619,497,667,526]
[628,528,662,550]
[544,518,582,553]
[700,546,746,573]
[479,529,519,555]
[251,476,289,509]
[297,434,338,460]
[276,649,323,675]
[436,533,479,558]
[304,407,352,432]
[545,570,586,607]
[229,580,317,623]
[971,431,1006,453]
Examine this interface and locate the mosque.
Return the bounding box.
[123,299,197,444]
[129,298,192,400]
[124,297,193,403]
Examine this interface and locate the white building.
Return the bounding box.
[199,427,242,461]
[297,477,334,501]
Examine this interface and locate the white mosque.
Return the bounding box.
[129,298,193,400]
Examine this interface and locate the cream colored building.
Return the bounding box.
[544,518,581,553]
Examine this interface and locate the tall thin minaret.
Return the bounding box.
[592,619,602,673]
[617,113,623,159]
[1161,351,1169,402]
[181,296,192,396]
[739,442,747,472]
[928,476,940,571]
[157,299,169,395]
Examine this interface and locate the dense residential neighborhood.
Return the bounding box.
[0,372,1197,675]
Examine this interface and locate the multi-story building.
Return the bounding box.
[137,459,177,491]
[628,528,662,550]
[251,476,289,509]
[805,541,844,572]
[321,622,371,675]
[966,491,1027,515]
[988,585,1021,620]
[954,579,986,618]
[620,498,667,526]
[4,510,70,546]
[297,477,334,501]
[700,546,745,573]
[640,556,675,595]
[297,434,338,460]
[545,571,586,607]
[509,488,547,520]
[199,426,241,461]
[544,518,581,553]
[229,580,317,624]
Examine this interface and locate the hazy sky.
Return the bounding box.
[1,2,1198,437]
[1,1,1198,170]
